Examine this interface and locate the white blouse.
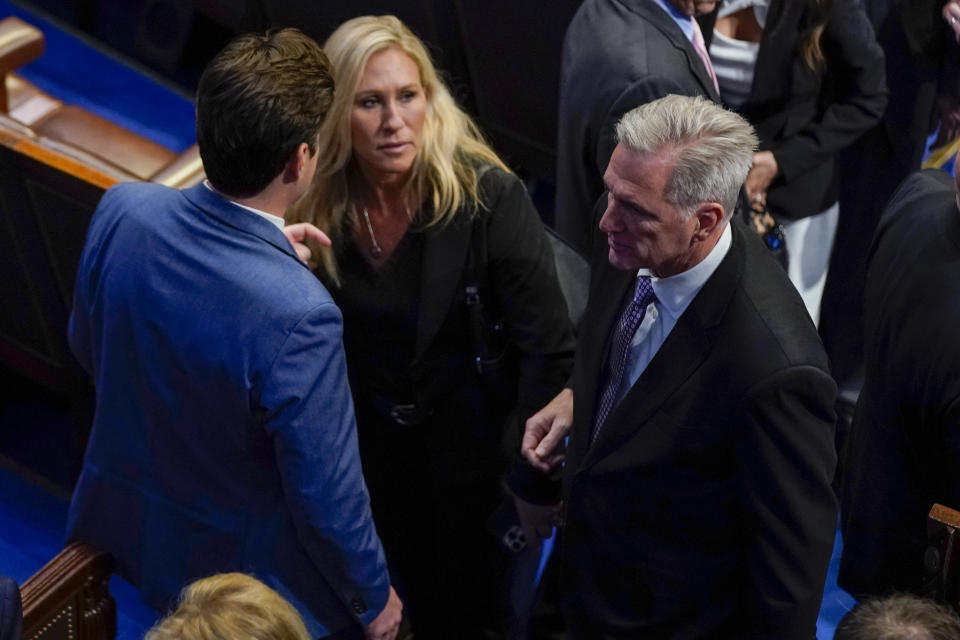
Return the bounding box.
[709,0,767,108]
[710,30,760,109]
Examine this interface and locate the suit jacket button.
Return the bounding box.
[351,597,367,614]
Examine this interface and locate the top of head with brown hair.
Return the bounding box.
[196,28,334,198]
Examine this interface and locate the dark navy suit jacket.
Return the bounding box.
[840,170,960,597]
[65,183,389,636]
[562,218,838,638]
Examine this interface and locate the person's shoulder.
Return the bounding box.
[475,165,538,220]
[897,168,954,200]
[97,181,180,218]
[729,230,831,374]
[103,180,177,204]
[477,164,517,191]
[877,169,956,239]
[564,0,664,69]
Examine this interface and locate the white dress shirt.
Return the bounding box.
[612,222,733,406]
[203,180,285,230]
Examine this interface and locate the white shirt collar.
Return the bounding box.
[640,221,732,318]
[203,180,285,231]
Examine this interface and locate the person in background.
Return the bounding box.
[145,573,312,640]
[840,160,960,600]
[554,0,722,256]
[834,594,960,640]
[703,0,887,325]
[65,28,401,640]
[823,0,960,391]
[289,14,574,640]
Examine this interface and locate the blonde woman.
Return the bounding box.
[145,573,311,640]
[290,14,574,639]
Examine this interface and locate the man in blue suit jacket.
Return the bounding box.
[65,29,401,640]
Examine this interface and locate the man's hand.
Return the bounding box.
[513,493,562,542]
[364,586,402,640]
[283,222,330,269]
[744,151,779,208]
[522,388,574,473]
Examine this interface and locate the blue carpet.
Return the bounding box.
[818,522,857,639]
[0,464,158,640]
[0,0,195,152]
[0,453,856,640]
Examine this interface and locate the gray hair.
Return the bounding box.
[615,94,758,217]
[835,594,960,640]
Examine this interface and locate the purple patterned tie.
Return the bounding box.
[592,276,657,443]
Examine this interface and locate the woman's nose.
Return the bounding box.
[382,101,404,130]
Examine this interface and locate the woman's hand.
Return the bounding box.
[745,151,779,208]
[283,222,330,269]
[944,0,960,41]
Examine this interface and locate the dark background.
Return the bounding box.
[19,0,583,196]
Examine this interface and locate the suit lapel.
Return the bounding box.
[581,298,712,468]
[412,214,473,364]
[571,264,636,461]
[628,0,721,102]
[180,184,308,268]
[578,222,747,470]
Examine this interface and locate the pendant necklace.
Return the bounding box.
[360,207,383,259]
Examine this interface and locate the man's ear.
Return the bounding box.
[693,202,725,240]
[282,142,312,184]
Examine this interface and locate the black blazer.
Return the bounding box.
[839,170,960,597]
[335,168,575,486]
[555,0,721,254]
[701,0,887,220]
[561,219,838,638]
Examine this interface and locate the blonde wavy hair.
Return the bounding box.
[144,573,311,640]
[289,14,509,282]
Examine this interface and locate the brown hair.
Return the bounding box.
[196,29,334,198]
[799,0,833,71]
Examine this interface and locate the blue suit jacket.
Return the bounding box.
[65,183,389,636]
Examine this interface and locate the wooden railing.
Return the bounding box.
[21,543,116,640]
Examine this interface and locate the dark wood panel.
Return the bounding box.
[0,127,111,397]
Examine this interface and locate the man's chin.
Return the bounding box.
[607,248,641,272]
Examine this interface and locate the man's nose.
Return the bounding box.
[598,201,619,232]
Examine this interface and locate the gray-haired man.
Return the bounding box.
[523,95,837,638]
